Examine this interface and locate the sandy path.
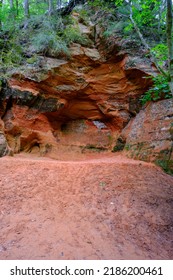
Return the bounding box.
[0,153,173,260]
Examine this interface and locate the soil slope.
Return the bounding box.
[0,153,173,260]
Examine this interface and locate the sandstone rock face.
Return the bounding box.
[0,13,157,159]
[120,99,173,173]
[0,119,10,157]
[0,132,9,157]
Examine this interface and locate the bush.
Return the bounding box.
[26,15,89,56]
[32,32,69,57]
[23,14,64,34]
[141,74,172,104]
[103,20,131,37]
[151,44,168,67]
[63,25,89,46]
[0,31,24,74]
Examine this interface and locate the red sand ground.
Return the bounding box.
[0,153,173,260]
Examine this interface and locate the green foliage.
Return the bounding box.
[32,32,69,57]
[151,44,168,66]
[112,137,125,152]
[89,0,104,6]
[84,144,106,152]
[123,23,133,34]
[141,75,172,104]
[124,144,131,151]
[102,0,167,41]
[0,30,24,74]
[0,0,62,30]
[0,0,170,83]
[113,0,167,41]
[27,14,64,34]
[63,25,89,46]
[114,0,124,6]
[132,0,166,31]
[155,159,173,175]
[88,0,115,12]
[26,55,38,64]
[74,8,90,25]
[0,8,91,72]
[155,149,173,175]
[103,20,130,37]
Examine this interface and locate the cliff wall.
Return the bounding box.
[1,10,172,172]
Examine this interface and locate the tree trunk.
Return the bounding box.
[158,0,166,34]
[10,0,14,9]
[48,0,54,16]
[166,0,173,95]
[24,0,29,18]
[15,0,19,16]
[10,0,16,19]
[58,0,86,16]
[0,0,2,30]
[57,0,62,9]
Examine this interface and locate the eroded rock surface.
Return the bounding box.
[0,132,9,157]
[0,11,156,159]
[120,99,173,173]
[0,119,10,157]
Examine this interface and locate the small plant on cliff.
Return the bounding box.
[62,25,90,46]
[32,32,70,57]
[151,44,168,67]
[141,74,172,104]
[103,20,130,37]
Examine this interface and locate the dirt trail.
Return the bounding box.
[0,153,173,260]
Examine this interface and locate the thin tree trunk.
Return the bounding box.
[48,0,54,16]
[58,0,86,16]
[166,0,173,95]
[24,0,29,18]
[10,0,14,9]
[10,0,16,19]
[0,0,2,30]
[57,0,62,9]
[15,0,19,16]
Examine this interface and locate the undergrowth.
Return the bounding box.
[0,11,91,76]
[141,75,172,104]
